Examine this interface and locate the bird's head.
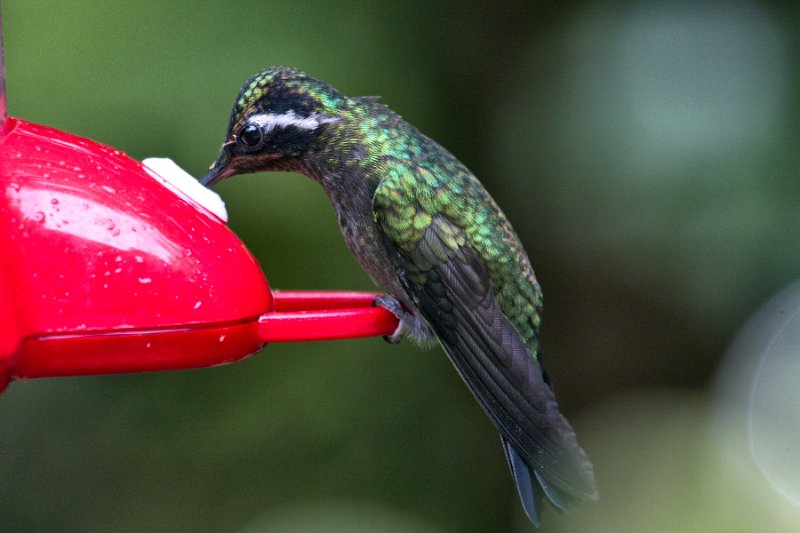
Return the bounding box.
[201,67,345,187]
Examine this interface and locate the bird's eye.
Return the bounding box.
[238,124,263,148]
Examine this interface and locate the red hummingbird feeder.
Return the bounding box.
[0,25,397,395]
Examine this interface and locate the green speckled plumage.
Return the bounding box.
[202,67,596,526]
[371,148,543,352]
[229,68,348,135]
[314,95,543,351]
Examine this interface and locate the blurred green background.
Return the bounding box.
[2,1,800,531]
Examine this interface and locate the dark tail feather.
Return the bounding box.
[502,436,542,526]
[534,469,569,511]
[502,436,573,527]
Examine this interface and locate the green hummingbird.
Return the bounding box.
[201,67,597,526]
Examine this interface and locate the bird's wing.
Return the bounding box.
[372,169,597,501]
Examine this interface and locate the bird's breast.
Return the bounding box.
[336,201,407,298]
[320,169,409,302]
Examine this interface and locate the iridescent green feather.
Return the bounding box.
[203,68,597,521]
[226,68,544,352]
[369,134,543,355]
[229,67,348,133]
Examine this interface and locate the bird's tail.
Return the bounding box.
[501,436,573,527]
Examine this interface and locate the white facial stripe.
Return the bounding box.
[247,111,338,134]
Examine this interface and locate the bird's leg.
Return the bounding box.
[373,294,411,344]
[373,293,438,345]
[373,294,435,345]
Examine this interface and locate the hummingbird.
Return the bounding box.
[201,67,597,526]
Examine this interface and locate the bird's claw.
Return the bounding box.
[383,323,406,344]
[373,294,405,315]
[374,294,408,344]
[383,334,401,344]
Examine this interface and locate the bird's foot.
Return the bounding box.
[373,294,412,344]
[373,294,435,346]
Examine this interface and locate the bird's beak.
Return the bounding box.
[200,149,234,187]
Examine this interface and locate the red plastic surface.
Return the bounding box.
[272,290,380,311]
[0,118,272,387]
[263,291,398,342]
[0,118,398,393]
[15,321,262,378]
[0,118,271,335]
